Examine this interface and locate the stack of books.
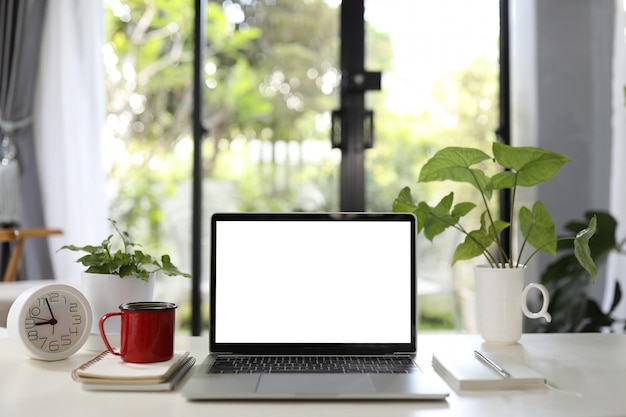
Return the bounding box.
[72,350,195,391]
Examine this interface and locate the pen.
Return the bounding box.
[474,350,511,379]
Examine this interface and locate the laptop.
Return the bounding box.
[182,212,449,400]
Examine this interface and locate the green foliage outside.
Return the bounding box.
[103,0,500,331]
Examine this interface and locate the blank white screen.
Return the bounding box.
[214,220,412,344]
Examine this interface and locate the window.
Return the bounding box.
[103,0,500,333]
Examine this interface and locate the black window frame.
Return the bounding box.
[189,0,510,335]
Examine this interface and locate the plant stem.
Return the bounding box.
[470,169,508,265]
[523,237,567,266]
[509,174,519,268]
[423,210,499,266]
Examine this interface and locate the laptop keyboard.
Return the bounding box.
[207,356,419,374]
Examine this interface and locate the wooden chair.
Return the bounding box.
[0,228,62,282]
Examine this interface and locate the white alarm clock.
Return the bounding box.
[7,284,93,361]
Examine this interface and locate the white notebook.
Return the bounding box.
[432,350,546,391]
[72,350,190,384]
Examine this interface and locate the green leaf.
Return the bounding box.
[132,270,151,281]
[85,265,111,274]
[519,202,557,255]
[452,202,476,218]
[453,229,494,264]
[76,254,108,268]
[110,218,135,251]
[556,211,617,262]
[161,254,192,278]
[492,142,571,188]
[392,186,418,213]
[574,215,598,281]
[578,211,618,257]
[119,264,137,278]
[540,254,581,284]
[419,193,475,241]
[135,250,157,265]
[608,282,622,315]
[481,210,509,240]
[392,187,424,232]
[418,147,494,199]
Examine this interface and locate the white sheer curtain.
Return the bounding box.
[34,1,108,286]
[607,0,626,322]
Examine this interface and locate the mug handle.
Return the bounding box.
[99,312,122,356]
[521,283,552,322]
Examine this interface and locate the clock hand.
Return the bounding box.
[45,298,56,320]
[30,316,56,325]
[44,298,58,326]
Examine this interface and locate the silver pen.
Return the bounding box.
[474,350,511,379]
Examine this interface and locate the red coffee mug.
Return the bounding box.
[99,301,177,363]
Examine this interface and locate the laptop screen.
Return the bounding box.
[210,212,417,354]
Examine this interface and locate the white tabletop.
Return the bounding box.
[0,332,625,417]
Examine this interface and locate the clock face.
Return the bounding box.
[8,284,93,361]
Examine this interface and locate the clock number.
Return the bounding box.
[25,318,36,329]
[69,327,79,336]
[48,292,59,303]
[48,339,60,351]
[69,302,78,313]
[61,334,72,346]
[29,306,41,317]
[28,330,39,341]
[38,337,48,349]
[72,314,82,325]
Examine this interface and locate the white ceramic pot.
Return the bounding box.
[81,272,155,351]
[474,265,551,344]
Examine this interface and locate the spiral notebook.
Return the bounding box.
[72,350,195,391]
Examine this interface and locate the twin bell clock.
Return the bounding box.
[7,284,93,361]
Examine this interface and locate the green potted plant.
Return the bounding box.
[392,142,598,343]
[59,218,191,281]
[58,218,190,350]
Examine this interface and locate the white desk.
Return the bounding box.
[0,333,624,417]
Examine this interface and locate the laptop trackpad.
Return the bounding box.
[257,374,376,394]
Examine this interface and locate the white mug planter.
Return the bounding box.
[474,265,551,344]
[81,272,155,351]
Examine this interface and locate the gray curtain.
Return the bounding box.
[0,0,52,280]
